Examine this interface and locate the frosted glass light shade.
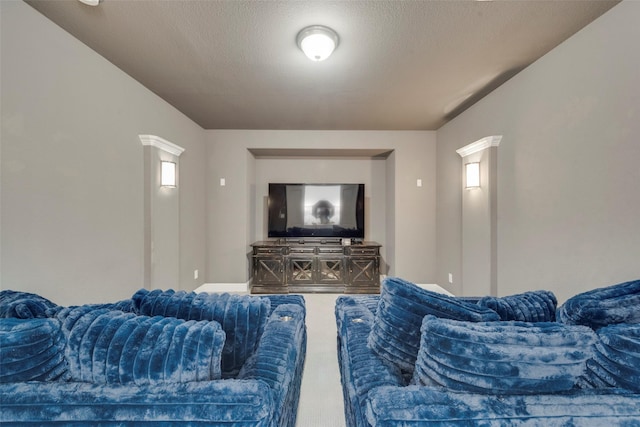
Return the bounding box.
[161,161,177,187]
[297,26,339,62]
[465,162,480,188]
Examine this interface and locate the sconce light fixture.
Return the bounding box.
[161,161,177,188]
[465,162,480,189]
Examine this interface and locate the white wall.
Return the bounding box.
[1,1,207,305]
[12,0,630,304]
[253,157,387,246]
[436,1,640,302]
[206,130,436,286]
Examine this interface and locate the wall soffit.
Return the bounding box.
[456,135,502,158]
[139,134,186,156]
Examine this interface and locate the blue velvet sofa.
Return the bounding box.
[336,277,640,426]
[0,289,306,426]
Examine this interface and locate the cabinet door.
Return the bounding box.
[317,257,345,284]
[253,256,285,285]
[348,257,379,288]
[287,257,315,284]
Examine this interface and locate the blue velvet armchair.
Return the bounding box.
[336,277,640,426]
[0,289,306,426]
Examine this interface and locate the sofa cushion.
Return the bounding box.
[368,277,500,372]
[81,299,137,313]
[583,323,640,392]
[557,279,640,329]
[414,315,597,394]
[0,380,274,426]
[366,386,640,427]
[0,318,68,382]
[56,306,225,385]
[477,290,557,322]
[0,290,59,319]
[132,289,271,377]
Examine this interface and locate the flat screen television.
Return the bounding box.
[268,183,365,239]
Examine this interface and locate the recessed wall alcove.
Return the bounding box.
[206,130,436,286]
[247,148,394,277]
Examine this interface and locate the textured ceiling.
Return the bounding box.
[25,0,619,130]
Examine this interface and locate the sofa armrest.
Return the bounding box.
[366,386,640,426]
[262,294,306,317]
[0,380,273,426]
[335,296,405,427]
[238,303,307,427]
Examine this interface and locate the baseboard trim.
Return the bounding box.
[195,282,250,294]
[193,279,450,296]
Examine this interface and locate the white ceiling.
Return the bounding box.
[25,0,619,130]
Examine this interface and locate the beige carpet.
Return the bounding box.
[195,285,347,425]
[294,286,450,426]
[196,284,450,426]
[296,293,346,427]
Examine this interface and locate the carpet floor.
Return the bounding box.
[195,283,448,426]
[296,293,346,427]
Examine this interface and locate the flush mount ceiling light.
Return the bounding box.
[78,0,102,5]
[296,25,339,62]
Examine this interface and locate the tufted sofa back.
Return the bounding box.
[132,289,271,377]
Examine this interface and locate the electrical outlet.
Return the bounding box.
[194,269,199,280]
[220,178,226,186]
[417,179,422,187]
[448,273,453,284]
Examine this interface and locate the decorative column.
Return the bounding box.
[456,135,501,297]
[139,135,185,290]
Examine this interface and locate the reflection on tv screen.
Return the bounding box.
[268,183,365,238]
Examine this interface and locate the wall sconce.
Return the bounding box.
[160,161,177,188]
[465,162,480,189]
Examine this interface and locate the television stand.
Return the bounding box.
[278,238,342,245]
[250,240,381,294]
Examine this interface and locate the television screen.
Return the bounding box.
[268,183,365,238]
